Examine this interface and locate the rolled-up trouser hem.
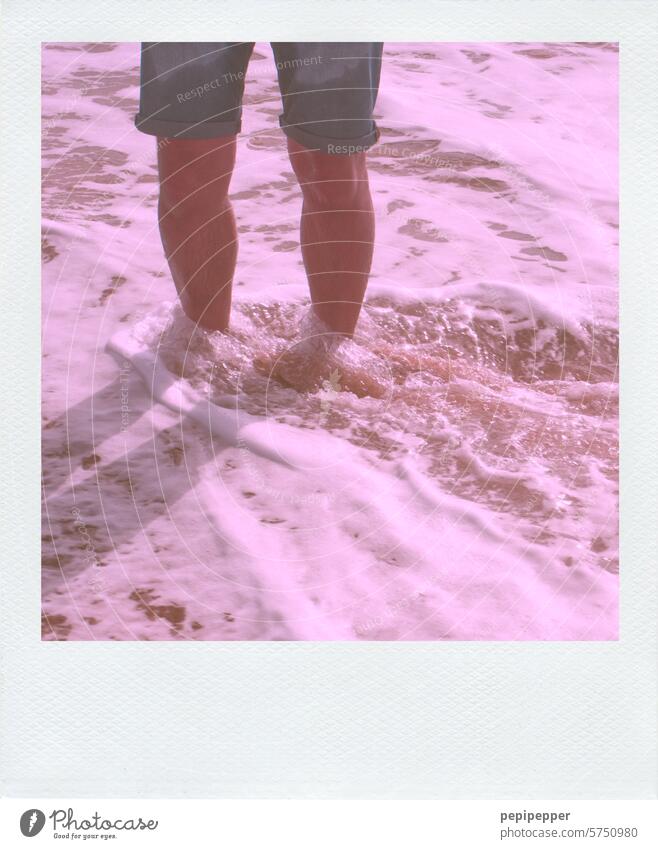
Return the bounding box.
[278,116,380,155]
[136,111,381,153]
[134,113,242,139]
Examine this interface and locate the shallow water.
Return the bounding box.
[42,42,618,640]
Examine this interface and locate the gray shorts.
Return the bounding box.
[135,42,383,154]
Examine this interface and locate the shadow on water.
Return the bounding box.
[41,364,218,603]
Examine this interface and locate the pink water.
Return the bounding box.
[42,42,618,640]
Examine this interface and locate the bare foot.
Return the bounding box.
[254,332,390,398]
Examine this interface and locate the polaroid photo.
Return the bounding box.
[1,0,657,845]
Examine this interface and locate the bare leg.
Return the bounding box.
[156,135,238,331]
[287,137,375,336]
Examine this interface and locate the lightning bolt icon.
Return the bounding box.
[28,812,37,833]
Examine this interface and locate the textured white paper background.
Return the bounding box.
[1,0,656,798]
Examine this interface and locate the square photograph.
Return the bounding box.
[41,41,618,641]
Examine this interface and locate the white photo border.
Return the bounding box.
[1,0,655,798]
